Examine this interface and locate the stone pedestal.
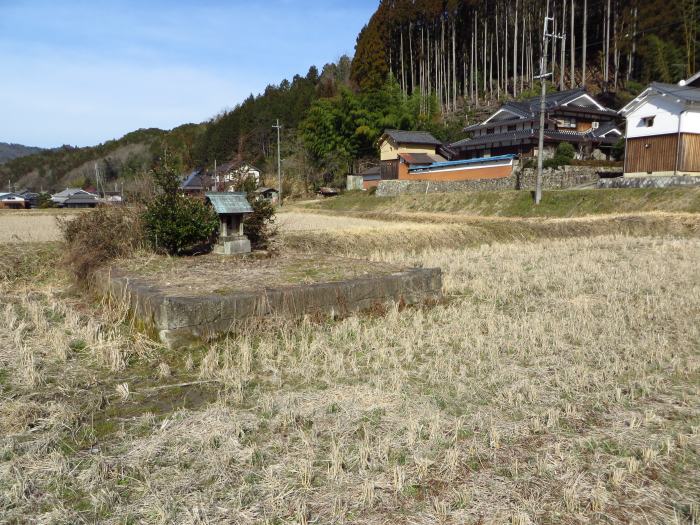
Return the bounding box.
[214,235,251,255]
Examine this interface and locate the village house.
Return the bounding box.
[376,129,517,183]
[180,169,213,196]
[213,161,262,191]
[0,192,26,209]
[450,89,621,160]
[51,188,98,208]
[377,130,447,181]
[618,76,700,177]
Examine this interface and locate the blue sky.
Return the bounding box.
[0,0,377,148]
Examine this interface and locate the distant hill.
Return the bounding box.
[0,142,45,164]
[0,124,205,192]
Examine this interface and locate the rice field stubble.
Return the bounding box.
[0,224,698,523]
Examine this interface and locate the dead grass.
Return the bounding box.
[1,230,699,523]
[0,212,73,242]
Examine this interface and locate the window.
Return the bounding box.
[556,117,576,129]
[508,124,517,132]
[642,116,655,127]
[486,128,495,135]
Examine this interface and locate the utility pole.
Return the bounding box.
[535,0,561,205]
[273,119,282,206]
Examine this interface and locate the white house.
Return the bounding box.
[214,161,262,190]
[619,78,700,176]
[0,192,26,209]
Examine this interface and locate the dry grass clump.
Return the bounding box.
[58,206,145,281]
[2,234,698,523]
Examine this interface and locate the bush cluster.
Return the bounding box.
[229,176,277,250]
[142,165,219,255]
[58,206,145,281]
[543,142,576,169]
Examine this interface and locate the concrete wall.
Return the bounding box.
[377,165,621,196]
[346,175,363,191]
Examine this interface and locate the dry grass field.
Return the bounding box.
[0,210,77,243]
[1,210,699,523]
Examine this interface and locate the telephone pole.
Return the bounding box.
[535,0,561,205]
[273,119,282,206]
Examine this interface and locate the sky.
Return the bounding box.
[0,0,377,148]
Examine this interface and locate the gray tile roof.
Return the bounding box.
[650,82,700,103]
[382,130,442,146]
[205,192,253,214]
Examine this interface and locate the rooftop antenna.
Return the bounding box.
[273,119,282,206]
[534,0,563,205]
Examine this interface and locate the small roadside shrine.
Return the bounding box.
[205,192,253,255]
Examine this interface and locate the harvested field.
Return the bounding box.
[0,211,76,242]
[1,228,699,523]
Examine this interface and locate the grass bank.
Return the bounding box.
[298,187,700,217]
[282,212,700,256]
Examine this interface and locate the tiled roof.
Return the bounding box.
[381,130,442,146]
[399,152,444,165]
[205,192,253,214]
[650,82,700,102]
[451,128,619,150]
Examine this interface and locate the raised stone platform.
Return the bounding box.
[99,254,442,348]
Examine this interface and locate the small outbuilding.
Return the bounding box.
[205,192,253,255]
[254,187,279,204]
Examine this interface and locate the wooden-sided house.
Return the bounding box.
[619,77,700,176]
[450,89,621,160]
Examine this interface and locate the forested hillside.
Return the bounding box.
[2,0,697,194]
[352,0,698,111]
[0,143,45,165]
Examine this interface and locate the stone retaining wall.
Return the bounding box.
[376,165,623,196]
[598,176,700,189]
[100,267,442,349]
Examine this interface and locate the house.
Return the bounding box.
[0,192,26,209]
[17,190,39,208]
[451,89,621,160]
[254,187,279,204]
[377,130,447,180]
[618,79,700,176]
[213,161,262,191]
[51,188,98,207]
[180,169,213,195]
[205,192,253,255]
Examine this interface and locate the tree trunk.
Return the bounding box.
[605,0,611,84]
[582,0,587,86]
[514,0,519,97]
[560,0,567,90]
[570,0,575,88]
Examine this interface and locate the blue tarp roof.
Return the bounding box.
[409,154,516,172]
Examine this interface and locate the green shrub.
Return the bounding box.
[229,176,277,250]
[143,165,219,255]
[58,206,145,281]
[612,138,626,161]
[544,142,575,169]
